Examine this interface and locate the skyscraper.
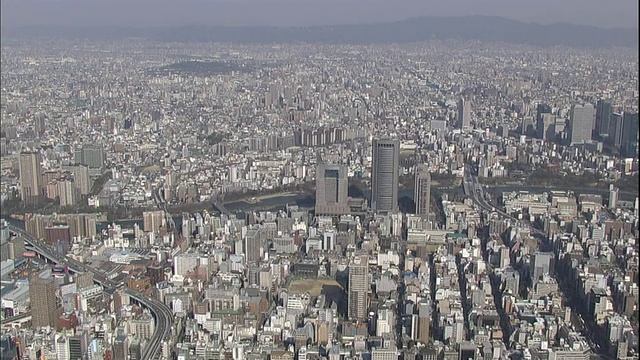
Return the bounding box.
[608,113,624,147]
[75,145,105,169]
[18,152,43,205]
[143,210,165,233]
[414,164,431,219]
[537,113,556,141]
[113,335,128,360]
[244,228,262,264]
[596,100,613,137]
[29,276,58,329]
[348,255,369,321]
[371,138,400,214]
[622,112,639,157]
[530,252,554,283]
[570,103,596,144]
[34,112,46,137]
[70,164,91,195]
[457,98,472,130]
[315,164,349,216]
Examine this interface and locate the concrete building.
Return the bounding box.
[75,145,105,169]
[622,112,639,157]
[537,113,556,141]
[348,255,369,321]
[29,276,58,329]
[143,210,165,233]
[19,152,43,205]
[569,103,595,144]
[414,164,431,219]
[595,100,612,137]
[371,138,400,214]
[315,164,349,216]
[457,98,472,130]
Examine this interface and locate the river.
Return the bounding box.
[2,184,635,230]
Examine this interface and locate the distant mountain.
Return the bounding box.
[2,16,638,48]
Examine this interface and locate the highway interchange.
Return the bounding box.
[5,225,173,360]
[463,167,547,238]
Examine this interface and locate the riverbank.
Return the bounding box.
[3,182,635,227]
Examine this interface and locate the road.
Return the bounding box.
[463,168,609,356]
[463,168,547,238]
[8,225,173,360]
[211,200,231,216]
[1,312,32,327]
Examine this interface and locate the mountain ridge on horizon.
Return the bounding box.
[2,15,638,48]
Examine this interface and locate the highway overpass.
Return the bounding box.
[463,168,547,238]
[1,312,32,328]
[8,225,173,360]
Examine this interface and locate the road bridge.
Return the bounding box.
[211,200,231,216]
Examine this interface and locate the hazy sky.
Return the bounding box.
[1,0,638,29]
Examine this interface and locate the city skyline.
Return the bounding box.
[1,0,638,29]
[0,7,637,358]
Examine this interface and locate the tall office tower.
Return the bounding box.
[457,98,472,130]
[315,164,350,216]
[113,335,128,360]
[143,210,165,233]
[0,138,7,157]
[622,112,639,157]
[570,103,596,144]
[348,255,369,321]
[530,252,553,283]
[608,113,624,147]
[371,138,400,213]
[34,112,46,136]
[57,178,77,207]
[609,185,619,209]
[536,104,552,124]
[244,228,262,263]
[414,164,431,219]
[75,145,105,169]
[596,100,613,137]
[537,113,556,141]
[521,116,535,136]
[29,276,58,329]
[417,301,431,343]
[18,152,43,205]
[71,164,91,195]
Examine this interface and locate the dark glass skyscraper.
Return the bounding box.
[596,100,613,137]
[622,112,639,157]
[371,138,400,213]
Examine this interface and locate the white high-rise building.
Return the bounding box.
[570,103,596,144]
[348,256,369,321]
[457,98,472,130]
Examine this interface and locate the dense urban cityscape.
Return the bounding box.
[0,29,638,360]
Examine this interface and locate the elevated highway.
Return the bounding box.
[1,312,32,328]
[463,168,547,238]
[8,225,173,360]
